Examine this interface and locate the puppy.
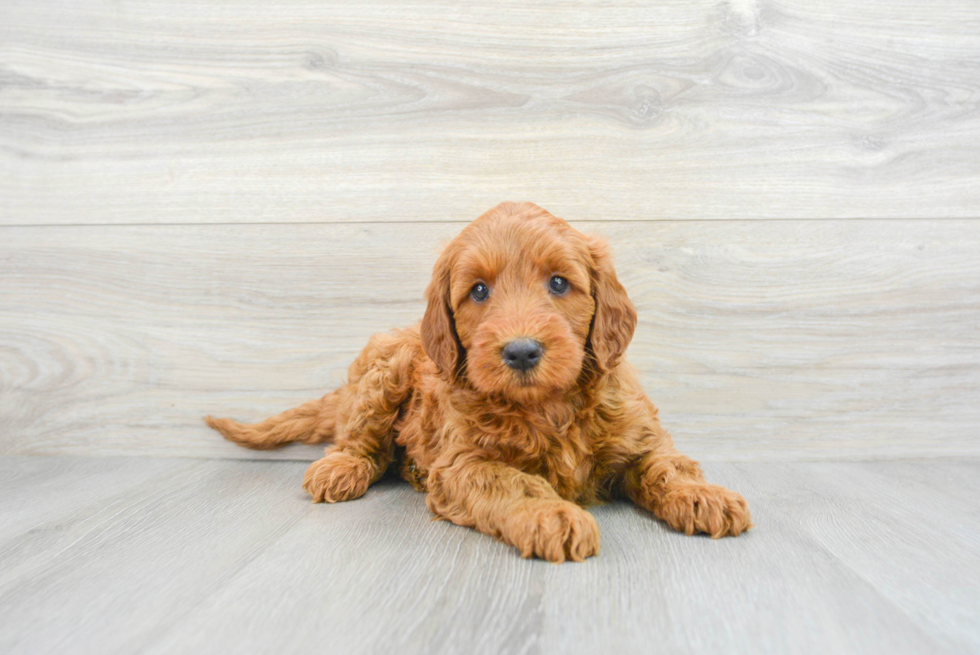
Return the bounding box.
[207,202,751,562]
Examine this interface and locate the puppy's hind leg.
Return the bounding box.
[304,332,417,503]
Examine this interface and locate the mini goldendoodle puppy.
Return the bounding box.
[207,201,751,562]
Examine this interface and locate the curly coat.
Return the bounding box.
[207,202,751,562]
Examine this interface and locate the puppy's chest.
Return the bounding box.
[483,414,603,499]
[396,397,609,500]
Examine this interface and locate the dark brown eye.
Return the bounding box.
[549,275,569,295]
[471,282,489,302]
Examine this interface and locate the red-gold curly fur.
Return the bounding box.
[206,202,751,562]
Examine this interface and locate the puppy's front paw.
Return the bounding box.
[303,451,373,503]
[656,482,752,538]
[507,501,600,563]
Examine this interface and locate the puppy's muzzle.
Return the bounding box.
[502,338,544,371]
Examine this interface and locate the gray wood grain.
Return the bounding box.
[2,0,979,225]
[142,477,546,655]
[2,220,978,460]
[0,456,191,543]
[1,457,977,654]
[537,462,955,655]
[725,461,980,651]
[0,458,315,654]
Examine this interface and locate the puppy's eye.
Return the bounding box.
[470,282,489,302]
[549,275,569,295]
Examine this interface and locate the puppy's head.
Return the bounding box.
[421,202,636,403]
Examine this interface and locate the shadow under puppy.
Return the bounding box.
[207,201,751,562]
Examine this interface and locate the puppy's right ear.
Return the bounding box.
[421,251,463,377]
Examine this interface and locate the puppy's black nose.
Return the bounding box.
[502,339,543,371]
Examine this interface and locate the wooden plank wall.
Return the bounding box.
[1,0,978,460]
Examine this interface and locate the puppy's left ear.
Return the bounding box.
[586,234,637,372]
[421,250,464,378]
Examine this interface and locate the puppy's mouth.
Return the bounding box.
[513,371,536,387]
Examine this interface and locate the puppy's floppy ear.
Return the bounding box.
[586,234,637,372]
[421,250,463,377]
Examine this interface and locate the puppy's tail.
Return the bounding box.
[205,391,340,450]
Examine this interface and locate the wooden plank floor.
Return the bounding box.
[1,456,977,654]
[3,220,978,461]
[3,0,979,462]
[3,0,980,225]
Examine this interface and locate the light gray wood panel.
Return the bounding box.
[0,459,314,654]
[537,461,956,655]
[2,0,979,225]
[726,461,980,652]
[3,457,975,654]
[0,456,193,542]
[143,476,545,655]
[2,220,978,460]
